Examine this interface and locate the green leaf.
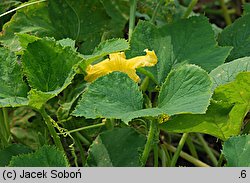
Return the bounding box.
[0,1,55,52]
[126,21,172,84]
[22,38,83,109]
[17,33,40,53]
[218,14,250,61]
[57,38,76,50]
[123,64,213,123]
[0,47,29,107]
[48,0,111,54]
[223,135,250,167]
[9,145,69,167]
[210,57,250,91]
[213,72,250,134]
[161,72,250,140]
[127,16,231,84]
[84,38,130,66]
[213,72,250,108]
[17,34,75,53]
[0,144,32,167]
[243,3,250,15]
[86,128,146,167]
[73,65,212,124]
[72,72,143,121]
[157,64,212,115]
[1,0,126,54]
[100,0,129,37]
[160,101,236,140]
[0,1,21,14]
[0,0,21,29]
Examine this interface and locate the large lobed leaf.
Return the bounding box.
[86,128,146,167]
[73,64,212,124]
[0,47,29,107]
[0,144,32,167]
[210,57,250,91]
[0,1,55,52]
[48,0,111,54]
[9,145,69,167]
[127,16,231,84]
[22,38,84,109]
[218,13,250,61]
[160,101,234,140]
[72,72,144,121]
[161,72,250,140]
[223,135,250,167]
[0,0,128,54]
[157,64,212,115]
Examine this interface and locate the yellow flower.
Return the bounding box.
[84,49,158,82]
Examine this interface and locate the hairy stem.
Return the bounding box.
[73,134,86,166]
[170,133,189,166]
[40,107,64,151]
[164,142,210,167]
[0,110,8,147]
[186,136,198,159]
[3,108,10,141]
[75,132,91,146]
[105,119,115,130]
[219,0,232,25]
[196,133,218,166]
[160,144,171,166]
[128,0,137,41]
[141,119,158,166]
[159,147,167,167]
[61,122,105,134]
[153,144,159,167]
[217,153,224,167]
[183,0,198,18]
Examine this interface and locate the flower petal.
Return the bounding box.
[127,49,158,68]
[84,49,158,82]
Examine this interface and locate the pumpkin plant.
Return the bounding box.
[0,0,249,167]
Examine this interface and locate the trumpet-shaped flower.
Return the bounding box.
[84,49,158,82]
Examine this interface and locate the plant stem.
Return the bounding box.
[159,147,167,167]
[196,133,218,166]
[160,144,171,166]
[242,119,250,134]
[151,0,164,23]
[219,0,232,25]
[40,107,64,152]
[204,8,235,15]
[61,123,105,134]
[73,134,86,166]
[164,143,210,167]
[0,0,47,18]
[217,153,224,167]
[170,133,189,167]
[105,119,115,130]
[186,136,198,159]
[141,119,157,166]
[137,68,158,84]
[183,0,198,18]
[140,76,149,92]
[75,132,91,146]
[0,110,8,147]
[3,108,10,141]
[191,137,220,157]
[128,0,137,41]
[153,144,158,167]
